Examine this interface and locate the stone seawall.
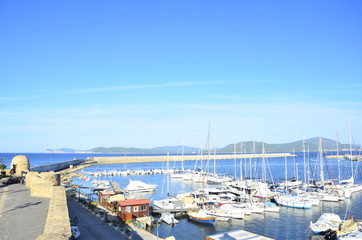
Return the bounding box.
[30,159,86,172]
[26,172,72,240]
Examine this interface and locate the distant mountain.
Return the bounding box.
[89,145,199,154]
[46,148,77,153]
[219,137,352,153]
[47,137,357,154]
[151,146,200,153]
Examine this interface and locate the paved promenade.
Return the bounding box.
[0,178,167,240]
[0,180,50,240]
[67,196,167,240]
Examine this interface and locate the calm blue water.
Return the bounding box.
[1,152,362,239]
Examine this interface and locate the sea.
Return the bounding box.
[1,151,362,240]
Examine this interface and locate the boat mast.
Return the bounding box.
[249,142,252,179]
[253,141,256,178]
[167,152,170,196]
[181,139,184,172]
[293,148,298,182]
[262,142,267,182]
[302,135,307,189]
[319,137,325,185]
[213,135,216,175]
[348,115,354,184]
[234,143,237,180]
[284,155,288,186]
[336,137,341,183]
[205,122,211,174]
[240,142,243,180]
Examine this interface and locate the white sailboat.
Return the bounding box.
[170,142,185,179]
[154,153,185,210]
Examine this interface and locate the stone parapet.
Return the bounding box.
[30,184,54,198]
[26,172,61,188]
[25,171,71,240]
[38,186,71,239]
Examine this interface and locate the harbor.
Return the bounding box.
[68,148,362,240]
[1,149,362,240]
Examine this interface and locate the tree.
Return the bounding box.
[0,158,6,178]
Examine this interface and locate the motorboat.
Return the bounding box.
[153,197,184,210]
[207,207,245,219]
[274,195,312,209]
[220,203,252,215]
[261,201,280,212]
[309,213,342,234]
[160,212,179,225]
[124,179,157,193]
[91,180,111,191]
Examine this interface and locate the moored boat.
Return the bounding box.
[124,179,157,193]
[160,212,179,225]
[310,213,342,234]
[188,209,216,224]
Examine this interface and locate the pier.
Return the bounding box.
[87,152,295,164]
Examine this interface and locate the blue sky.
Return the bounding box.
[0,1,361,152]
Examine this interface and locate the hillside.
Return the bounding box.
[48,137,356,154]
[219,137,351,153]
[89,145,200,154]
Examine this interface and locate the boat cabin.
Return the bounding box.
[116,199,151,222]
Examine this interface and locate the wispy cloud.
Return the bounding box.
[72,80,233,93]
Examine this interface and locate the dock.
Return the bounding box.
[152,207,199,214]
[206,229,275,240]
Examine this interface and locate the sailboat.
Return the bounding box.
[170,142,185,179]
[274,152,313,209]
[187,208,216,224]
[154,153,184,210]
[187,123,216,225]
[187,173,216,224]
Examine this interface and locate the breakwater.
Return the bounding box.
[30,159,86,172]
[88,152,294,164]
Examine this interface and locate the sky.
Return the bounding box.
[0,1,361,152]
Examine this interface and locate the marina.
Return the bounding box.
[67,148,362,240]
[1,149,362,239]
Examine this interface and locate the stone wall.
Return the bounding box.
[26,172,72,240]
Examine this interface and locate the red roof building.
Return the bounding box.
[118,199,151,206]
[115,198,151,222]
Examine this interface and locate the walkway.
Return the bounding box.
[67,196,166,239]
[0,180,50,240]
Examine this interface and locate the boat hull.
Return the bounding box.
[189,216,215,224]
